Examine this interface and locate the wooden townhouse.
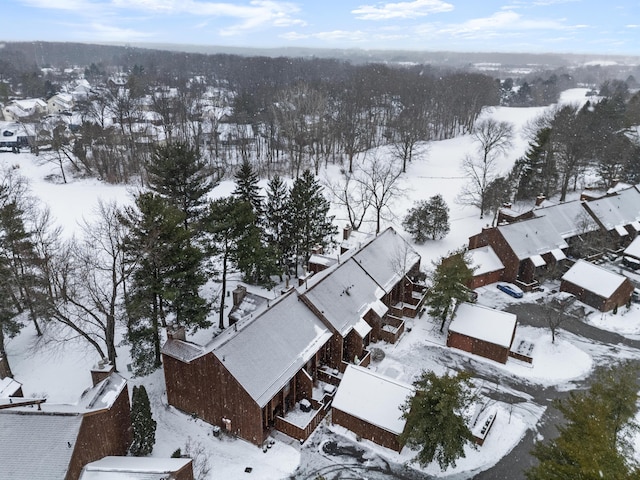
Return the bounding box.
[468,216,568,291]
[162,227,427,447]
[560,259,634,312]
[447,302,518,364]
[581,185,640,250]
[0,365,132,480]
[332,365,414,452]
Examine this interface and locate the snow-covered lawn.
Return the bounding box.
[7,87,633,479]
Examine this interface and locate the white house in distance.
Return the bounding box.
[447,302,518,364]
[332,365,414,452]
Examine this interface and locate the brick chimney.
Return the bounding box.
[166,324,186,341]
[232,285,247,307]
[343,225,352,240]
[535,194,546,206]
[90,358,115,386]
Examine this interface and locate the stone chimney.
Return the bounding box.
[232,285,247,307]
[535,194,546,206]
[90,358,115,386]
[343,225,352,240]
[166,324,186,341]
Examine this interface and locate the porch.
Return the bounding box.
[389,283,428,319]
[380,314,405,344]
[274,381,336,443]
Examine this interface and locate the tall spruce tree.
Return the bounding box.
[527,362,640,479]
[130,385,157,456]
[264,175,291,277]
[145,141,212,233]
[513,127,557,200]
[286,170,336,272]
[121,192,189,374]
[206,197,250,329]
[232,160,263,218]
[399,370,476,470]
[427,250,474,332]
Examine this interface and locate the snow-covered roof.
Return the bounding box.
[0,376,22,397]
[562,260,629,298]
[80,456,192,480]
[624,236,640,260]
[533,200,598,238]
[468,246,504,276]
[351,228,420,293]
[584,187,640,231]
[498,216,568,260]
[0,410,83,479]
[162,338,206,363]
[449,302,517,348]
[333,365,413,435]
[301,258,384,336]
[213,291,332,407]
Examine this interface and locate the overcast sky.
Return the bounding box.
[3,0,639,55]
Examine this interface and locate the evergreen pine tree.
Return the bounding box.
[232,160,263,219]
[403,195,450,243]
[206,197,249,329]
[527,363,640,479]
[399,370,476,470]
[286,170,336,271]
[427,250,474,332]
[122,192,185,375]
[513,127,557,200]
[264,175,291,276]
[146,141,213,233]
[130,385,157,456]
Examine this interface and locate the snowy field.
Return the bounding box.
[7,87,634,479]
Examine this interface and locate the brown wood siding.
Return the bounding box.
[447,331,510,364]
[469,228,521,283]
[470,269,503,289]
[65,387,132,480]
[163,352,265,446]
[332,408,403,452]
[561,277,634,312]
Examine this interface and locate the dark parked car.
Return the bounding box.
[497,283,524,299]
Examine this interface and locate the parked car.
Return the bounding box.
[497,283,524,299]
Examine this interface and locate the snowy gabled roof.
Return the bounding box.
[449,302,517,349]
[533,200,598,238]
[333,365,413,436]
[0,409,83,479]
[584,186,640,231]
[213,291,332,408]
[0,376,22,397]
[79,456,192,480]
[161,338,206,363]
[562,260,629,298]
[300,257,384,336]
[351,228,420,293]
[468,246,504,276]
[498,216,568,260]
[624,236,640,260]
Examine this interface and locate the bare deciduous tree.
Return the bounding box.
[354,155,405,234]
[458,119,514,218]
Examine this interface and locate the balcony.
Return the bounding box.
[275,381,336,443]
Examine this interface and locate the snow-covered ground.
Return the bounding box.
[7,87,634,479]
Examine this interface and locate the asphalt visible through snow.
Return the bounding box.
[292,300,640,480]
